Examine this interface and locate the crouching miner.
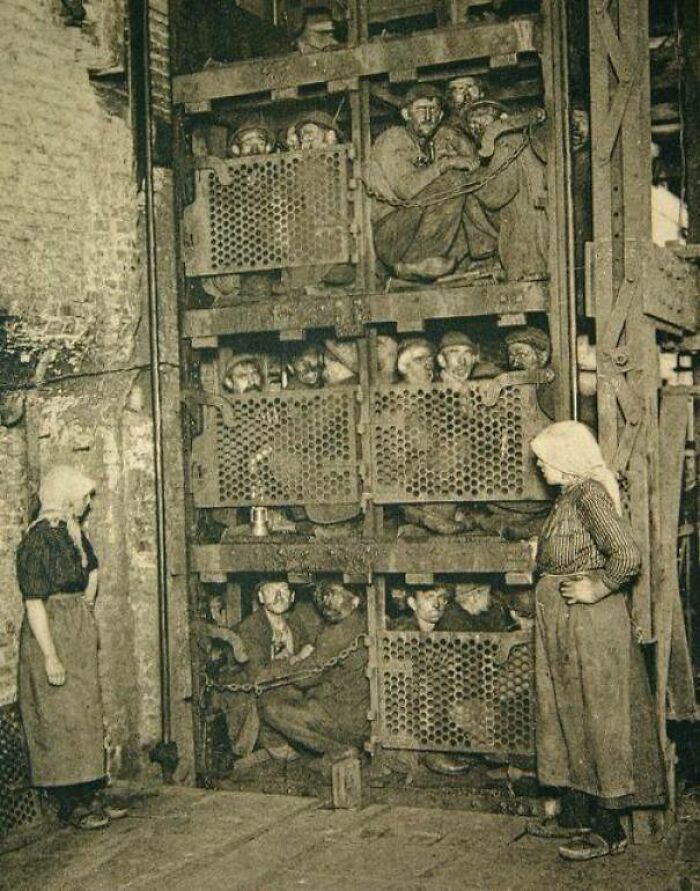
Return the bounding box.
[260,580,369,767]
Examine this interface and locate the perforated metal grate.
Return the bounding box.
[191,389,361,507]
[184,147,352,276]
[0,704,42,837]
[377,631,535,754]
[370,381,549,502]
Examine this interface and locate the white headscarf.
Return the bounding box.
[530,421,622,515]
[31,464,97,567]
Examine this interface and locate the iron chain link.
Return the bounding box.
[206,633,365,697]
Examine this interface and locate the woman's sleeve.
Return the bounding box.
[577,481,641,591]
[16,530,52,600]
[82,534,99,572]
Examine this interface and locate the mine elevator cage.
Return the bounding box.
[167,0,699,802]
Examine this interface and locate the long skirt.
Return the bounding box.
[19,595,105,787]
[535,574,665,807]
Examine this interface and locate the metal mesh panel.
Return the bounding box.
[184,147,352,276]
[370,381,549,502]
[0,704,42,837]
[377,631,534,754]
[191,389,361,507]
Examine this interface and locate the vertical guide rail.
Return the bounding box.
[540,0,576,420]
[131,0,177,775]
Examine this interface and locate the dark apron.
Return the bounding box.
[19,594,105,787]
[535,574,665,806]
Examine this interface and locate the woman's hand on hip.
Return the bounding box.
[44,654,66,686]
[559,575,610,606]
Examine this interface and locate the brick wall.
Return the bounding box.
[0,0,192,779]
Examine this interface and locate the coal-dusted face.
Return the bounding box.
[299,122,337,150]
[455,584,491,615]
[318,584,360,623]
[224,360,263,395]
[447,79,482,112]
[400,348,434,385]
[507,342,547,371]
[258,580,294,615]
[402,98,443,140]
[408,587,449,626]
[440,344,477,382]
[292,346,322,387]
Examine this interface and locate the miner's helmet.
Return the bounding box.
[401,82,444,110]
[465,99,510,123]
[439,331,477,353]
[504,326,550,353]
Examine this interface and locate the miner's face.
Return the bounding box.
[292,347,322,387]
[403,98,443,139]
[224,360,262,395]
[402,348,434,385]
[441,344,477,382]
[508,342,547,371]
[319,584,360,623]
[258,581,294,615]
[408,587,449,625]
[299,122,336,150]
[238,128,270,157]
[456,584,491,615]
[468,108,499,143]
[448,80,481,112]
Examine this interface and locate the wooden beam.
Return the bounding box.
[173,18,539,104]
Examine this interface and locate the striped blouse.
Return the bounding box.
[536,478,641,591]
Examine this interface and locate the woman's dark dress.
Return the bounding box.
[535,479,665,807]
[17,520,105,787]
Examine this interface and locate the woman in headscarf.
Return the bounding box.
[529,421,665,860]
[17,465,123,829]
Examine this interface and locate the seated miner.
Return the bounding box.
[505,325,554,419]
[284,343,323,390]
[397,337,435,385]
[217,579,322,761]
[437,331,502,385]
[440,581,520,633]
[228,117,275,157]
[395,338,470,535]
[465,100,549,280]
[369,84,495,283]
[222,354,264,395]
[287,339,362,532]
[259,580,368,764]
[390,586,478,775]
[376,334,399,384]
[295,9,341,54]
[391,584,451,632]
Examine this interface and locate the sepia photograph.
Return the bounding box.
[0,0,699,888]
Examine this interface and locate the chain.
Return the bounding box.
[207,633,365,696]
[362,127,532,209]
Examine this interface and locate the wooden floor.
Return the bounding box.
[1,785,693,891]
